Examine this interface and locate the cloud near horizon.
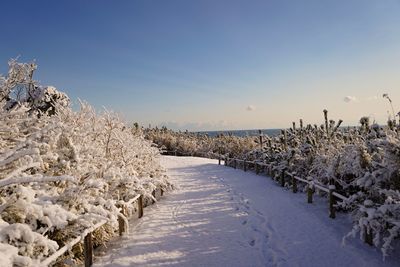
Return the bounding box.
[343,96,358,103]
[246,105,256,111]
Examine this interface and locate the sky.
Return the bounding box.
[1,0,400,131]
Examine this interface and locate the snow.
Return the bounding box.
[94,156,400,267]
[0,243,23,267]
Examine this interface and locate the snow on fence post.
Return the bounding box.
[138,195,144,218]
[84,233,93,267]
[329,185,336,219]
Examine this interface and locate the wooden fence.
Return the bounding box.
[220,156,347,218]
[40,187,164,267]
[217,155,375,246]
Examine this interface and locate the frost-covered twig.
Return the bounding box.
[0,175,75,187]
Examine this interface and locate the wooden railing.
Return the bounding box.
[221,156,348,219]
[40,187,164,267]
[219,156,380,246]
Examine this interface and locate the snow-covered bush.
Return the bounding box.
[145,127,257,158]
[1,59,69,114]
[146,108,400,257]
[255,112,400,257]
[0,60,171,266]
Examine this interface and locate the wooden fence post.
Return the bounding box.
[292,175,298,193]
[363,201,374,246]
[307,183,313,203]
[152,190,156,203]
[255,163,259,174]
[224,156,227,166]
[138,195,144,218]
[118,205,127,236]
[234,159,237,169]
[84,233,93,267]
[244,160,247,172]
[280,170,285,187]
[329,185,336,219]
[218,155,221,165]
[118,217,124,236]
[365,228,374,246]
[160,188,164,196]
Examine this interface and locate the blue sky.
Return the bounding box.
[1,0,400,130]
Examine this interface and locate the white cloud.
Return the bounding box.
[246,105,256,111]
[343,96,357,103]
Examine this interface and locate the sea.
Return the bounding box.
[196,129,281,138]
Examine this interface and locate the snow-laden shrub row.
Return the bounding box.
[146,111,400,257]
[144,127,257,158]
[252,112,400,257]
[0,60,171,266]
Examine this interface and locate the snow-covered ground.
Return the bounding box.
[94,156,400,267]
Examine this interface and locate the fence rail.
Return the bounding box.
[220,155,352,220]
[221,156,348,218]
[40,187,164,267]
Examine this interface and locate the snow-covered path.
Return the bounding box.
[94,156,399,267]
